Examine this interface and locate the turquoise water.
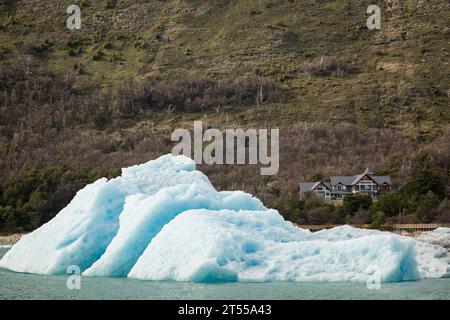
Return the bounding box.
[1,248,449,300]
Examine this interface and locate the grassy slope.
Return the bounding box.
[0,0,448,136]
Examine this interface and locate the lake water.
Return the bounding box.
[1,248,449,300]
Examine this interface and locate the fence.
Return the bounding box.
[295,223,450,232]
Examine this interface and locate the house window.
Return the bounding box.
[355,185,359,191]
[338,185,342,191]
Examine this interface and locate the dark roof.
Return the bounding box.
[352,173,393,186]
[330,176,356,186]
[330,169,393,187]
[323,182,332,190]
[298,182,320,192]
[298,182,331,192]
[352,173,371,185]
[371,176,392,185]
[302,169,393,190]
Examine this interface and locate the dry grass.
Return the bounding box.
[304,56,355,77]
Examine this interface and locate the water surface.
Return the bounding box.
[1,248,449,300]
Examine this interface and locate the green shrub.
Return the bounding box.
[371,211,387,229]
[371,192,405,217]
[403,154,446,199]
[94,109,110,129]
[0,167,120,232]
[342,194,372,215]
[92,50,105,61]
[105,0,118,9]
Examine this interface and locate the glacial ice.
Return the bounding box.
[128,212,421,282]
[0,154,448,282]
[418,228,450,248]
[83,184,265,277]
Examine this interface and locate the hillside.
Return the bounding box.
[0,0,449,230]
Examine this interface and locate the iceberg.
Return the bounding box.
[0,154,448,282]
[418,228,450,249]
[83,184,265,277]
[128,211,420,282]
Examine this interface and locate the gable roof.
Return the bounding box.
[371,176,392,185]
[352,174,393,186]
[351,168,378,184]
[302,169,393,190]
[299,182,320,192]
[330,176,357,186]
[351,173,374,185]
[298,182,331,192]
[330,168,393,187]
[323,182,332,190]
